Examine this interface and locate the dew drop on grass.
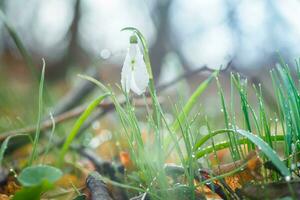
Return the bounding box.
[258,147,262,151]
[285,176,291,182]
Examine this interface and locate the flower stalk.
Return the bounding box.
[121,27,160,125]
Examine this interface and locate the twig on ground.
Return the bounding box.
[86,171,114,200]
[0,98,155,141]
[78,148,128,200]
[0,66,216,140]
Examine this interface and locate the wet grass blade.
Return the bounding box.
[58,93,110,166]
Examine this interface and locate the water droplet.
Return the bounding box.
[92,121,101,130]
[258,147,262,150]
[100,49,111,59]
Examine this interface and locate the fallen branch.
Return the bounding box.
[79,148,128,200]
[0,65,215,141]
[0,98,154,141]
[86,171,114,200]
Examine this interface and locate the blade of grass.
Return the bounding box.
[28,59,45,165]
[216,76,239,160]
[58,93,110,166]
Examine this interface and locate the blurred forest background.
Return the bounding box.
[1,0,300,132]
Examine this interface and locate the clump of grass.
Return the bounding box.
[78,28,298,199]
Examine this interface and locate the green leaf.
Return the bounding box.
[18,165,62,187]
[13,181,53,200]
[0,134,30,166]
[58,93,110,166]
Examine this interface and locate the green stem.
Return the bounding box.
[28,62,45,165]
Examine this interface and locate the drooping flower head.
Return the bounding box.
[121,35,149,95]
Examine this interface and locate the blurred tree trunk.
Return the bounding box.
[46,0,89,80]
[149,0,172,83]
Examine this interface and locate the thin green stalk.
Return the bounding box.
[232,75,254,151]
[230,74,244,159]
[28,61,45,165]
[121,27,160,127]
[216,76,237,159]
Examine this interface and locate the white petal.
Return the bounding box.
[130,76,144,95]
[131,53,149,95]
[121,52,132,93]
[128,44,139,58]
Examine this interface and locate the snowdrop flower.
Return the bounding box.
[121,35,149,95]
